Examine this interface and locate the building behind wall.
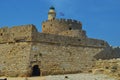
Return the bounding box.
[0,6,119,77]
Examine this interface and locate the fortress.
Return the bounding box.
[0,6,120,77]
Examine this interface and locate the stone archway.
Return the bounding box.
[31,65,40,76]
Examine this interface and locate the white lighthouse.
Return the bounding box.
[48,6,56,20]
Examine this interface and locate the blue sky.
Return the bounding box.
[0,0,120,46]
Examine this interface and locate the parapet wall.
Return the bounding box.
[33,32,108,48]
[42,19,83,35]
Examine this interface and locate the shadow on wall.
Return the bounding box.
[94,47,120,60]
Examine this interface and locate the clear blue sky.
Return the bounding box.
[0,0,120,46]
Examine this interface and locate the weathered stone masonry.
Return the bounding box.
[0,6,120,77]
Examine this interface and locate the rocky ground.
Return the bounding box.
[0,73,118,80]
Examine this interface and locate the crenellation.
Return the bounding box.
[73,19,76,23]
[67,19,72,22]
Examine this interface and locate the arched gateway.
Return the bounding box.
[31,65,40,76]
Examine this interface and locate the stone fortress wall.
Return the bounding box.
[0,24,119,76]
[0,24,107,48]
[30,42,103,75]
[0,42,32,77]
[0,25,36,76]
[30,43,120,76]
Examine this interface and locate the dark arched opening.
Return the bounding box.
[69,27,72,30]
[31,65,40,76]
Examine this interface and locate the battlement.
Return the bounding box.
[43,18,82,25]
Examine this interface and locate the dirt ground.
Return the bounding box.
[0,73,117,80]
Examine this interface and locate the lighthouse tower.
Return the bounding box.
[48,6,56,20]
